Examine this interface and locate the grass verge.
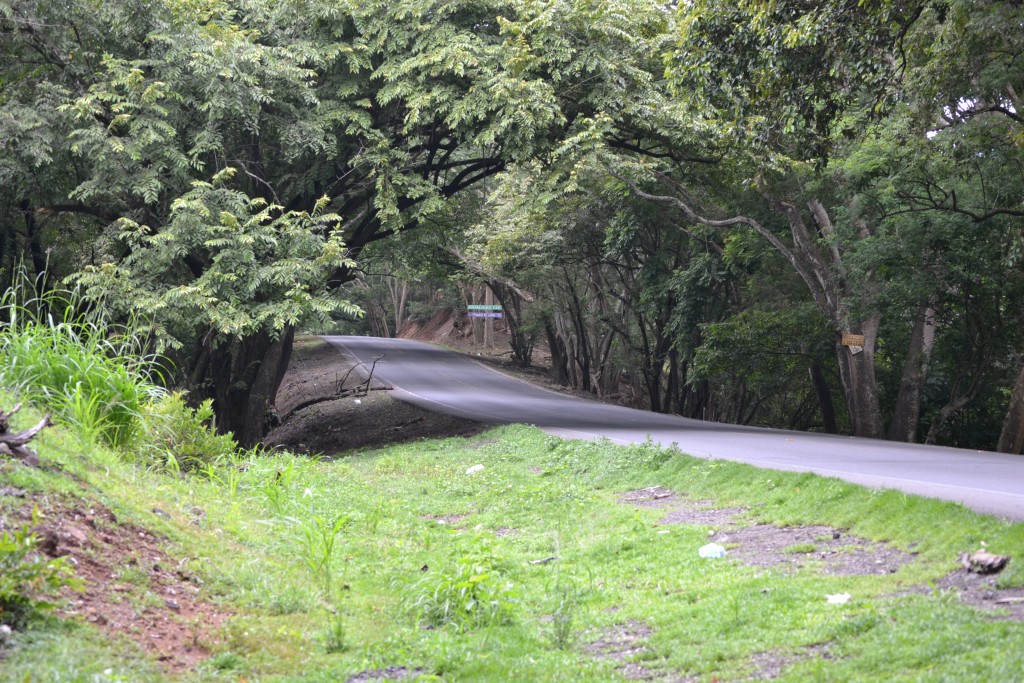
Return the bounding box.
[1,419,1023,681]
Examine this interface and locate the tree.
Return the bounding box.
[3,0,594,444]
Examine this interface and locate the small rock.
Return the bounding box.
[165,599,180,612]
[59,524,88,547]
[465,464,484,475]
[961,550,1011,575]
[152,507,171,520]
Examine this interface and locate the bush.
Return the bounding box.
[138,392,237,472]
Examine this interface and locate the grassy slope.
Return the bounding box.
[2,414,1024,682]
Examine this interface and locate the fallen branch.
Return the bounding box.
[279,386,392,424]
[277,354,389,424]
[0,404,51,467]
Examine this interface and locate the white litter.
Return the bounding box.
[698,543,727,558]
[465,464,485,475]
[826,593,852,604]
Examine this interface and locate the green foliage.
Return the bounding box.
[74,180,359,353]
[667,0,920,160]
[0,509,82,628]
[136,392,237,472]
[403,534,518,632]
[0,279,161,449]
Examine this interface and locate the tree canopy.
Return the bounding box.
[2,0,1022,452]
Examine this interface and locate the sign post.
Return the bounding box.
[841,333,866,355]
[467,304,503,318]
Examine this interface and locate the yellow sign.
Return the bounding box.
[841,333,866,346]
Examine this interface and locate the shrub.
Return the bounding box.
[0,509,82,628]
[137,392,237,472]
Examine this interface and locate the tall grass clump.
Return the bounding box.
[0,273,161,449]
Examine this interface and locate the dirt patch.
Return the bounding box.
[619,492,913,576]
[620,488,747,525]
[619,487,680,508]
[740,644,835,680]
[5,498,230,674]
[345,665,423,682]
[585,620,663,681]
[266,337,487,456]
[720,525,914,576]
[657,501,749,527]
[903,569,1024,621]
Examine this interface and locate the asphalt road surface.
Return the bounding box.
[324,335,1024,521]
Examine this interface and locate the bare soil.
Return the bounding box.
[3,496,230,674]
[266,337,488,456]
[620,487,1023,620]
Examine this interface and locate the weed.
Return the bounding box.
[404,535,518,632]
[549,581,581,650]
[0,508,83,628]
[261,460,297,514]
[322,601,347,653]
[287,509,351,597]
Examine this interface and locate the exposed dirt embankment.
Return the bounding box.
[265,337,487,457]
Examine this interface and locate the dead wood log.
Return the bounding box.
[0,404,51,467]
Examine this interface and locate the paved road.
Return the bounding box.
[324,336,1024,521]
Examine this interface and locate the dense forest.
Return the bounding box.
[1,0,1022,452]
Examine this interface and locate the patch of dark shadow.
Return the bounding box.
[656,501,748,527]
[420,513,468,526]
[345,666,423,683]
[586,620,664,680]
[718,525,914,576]
[619,487,679,508]
[740,643,834,680]
[900,570,1024,621]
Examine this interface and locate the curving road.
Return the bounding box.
[324,336,1024,521]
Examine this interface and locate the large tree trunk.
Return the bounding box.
[886,304,937,442]
[834,314,885,438]
[203,325,295,447]
[544,318,570,385]
[389,278,408,334]
[808,360,838,434]
[996,362,1024,454]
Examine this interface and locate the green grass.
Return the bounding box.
[0,279,162,449]
[2,420,1023,682]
